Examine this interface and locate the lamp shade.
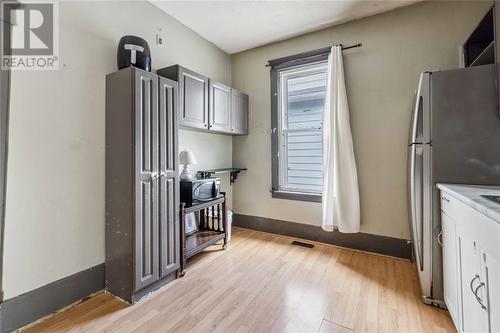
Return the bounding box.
[179,150,197,165]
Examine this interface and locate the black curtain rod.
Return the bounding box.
[341,43,362,50]
[265,43,362,68]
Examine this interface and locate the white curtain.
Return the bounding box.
[322,45,360,233]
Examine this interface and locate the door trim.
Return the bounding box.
[0,65,9,303]
[0,13,13,301]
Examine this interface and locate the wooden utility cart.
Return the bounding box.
[179,193,228,276]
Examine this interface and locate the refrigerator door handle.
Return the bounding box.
[409,96,421,144]
[409,144,424,271]
[409,74,426,145]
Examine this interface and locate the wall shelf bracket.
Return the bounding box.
[196,168,247,185]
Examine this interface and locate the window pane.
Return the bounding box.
[280,64,327,194]
[287,74,326,131]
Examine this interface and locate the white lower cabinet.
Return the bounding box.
[459,233,486,333]
[440,191,500,333]
[442,212,461,330]
[481,250,500,333]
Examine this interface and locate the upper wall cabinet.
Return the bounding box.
[158,65,209,130]
[158,65,248,136]
[209,80,232,133]
[463,7,494,67]
[231,88,249,135]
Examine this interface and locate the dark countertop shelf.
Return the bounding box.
[198,167,247,173]
[196,168,247,184]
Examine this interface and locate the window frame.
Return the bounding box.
[270,48,330,203]
[278,62,327,194]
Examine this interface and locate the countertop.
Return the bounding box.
[437,183,500,224]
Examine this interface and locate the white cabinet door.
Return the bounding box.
[481,249,500,333]
[459,232,486,333]
[442,212,461,330]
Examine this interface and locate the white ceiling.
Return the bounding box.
[151,0,420,54]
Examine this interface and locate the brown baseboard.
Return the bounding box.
[232,214,412,261]
[0,263,104,333]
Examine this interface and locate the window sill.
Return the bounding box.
[272,190,322,203]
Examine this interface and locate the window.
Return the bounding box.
[270,50,328,203]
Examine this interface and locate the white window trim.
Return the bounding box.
[277,60,328,195]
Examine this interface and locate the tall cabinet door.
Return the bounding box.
[442,213,460,330]
[134,69,160,291]
[231,88,249,135]
[459,232,486,333]
[209,80,232,133]
[179,67,209,130]
[481,249,500,333]
[158,77,180,277]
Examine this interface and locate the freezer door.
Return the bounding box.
[431,64,500,185]
[409,72,431,145]
[408,143,432,298]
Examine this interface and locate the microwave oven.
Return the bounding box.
[180,178,220,207]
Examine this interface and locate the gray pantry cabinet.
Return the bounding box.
[105,67,180,304]
[158,65,249,135]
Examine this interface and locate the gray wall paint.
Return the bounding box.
[231,1,492,239]
[3,1,232,300]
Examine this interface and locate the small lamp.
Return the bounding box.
[179,150,197,180]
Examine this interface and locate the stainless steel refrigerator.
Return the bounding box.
[408,64,500,308]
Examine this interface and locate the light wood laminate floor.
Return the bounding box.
[23,228,454,333]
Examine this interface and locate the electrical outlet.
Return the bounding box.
[156,33,163,45]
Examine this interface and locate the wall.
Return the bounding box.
[231,0,492,239]
[2,1,232,300]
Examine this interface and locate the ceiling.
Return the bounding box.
[151,0,421,54]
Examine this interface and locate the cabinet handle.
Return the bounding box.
[470,274,480,294]
[437,230,443,247]
[151,172,159,180]
[473,282,488,310]
[160,171,166,178]
[441,196,450,203]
